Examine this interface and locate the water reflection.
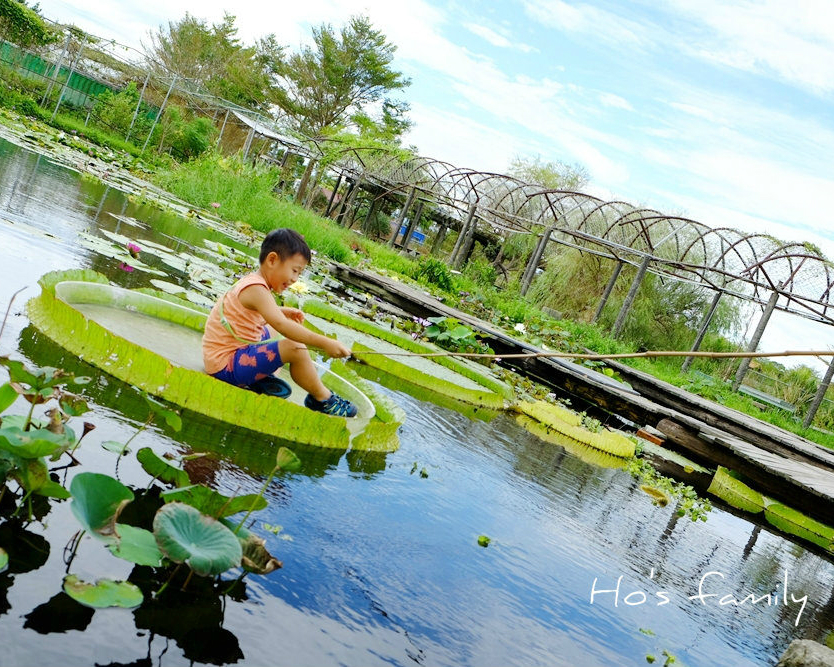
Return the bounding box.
[3,135,834,666]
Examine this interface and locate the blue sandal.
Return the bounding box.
[248,376,292,399]
[304,392,358,417]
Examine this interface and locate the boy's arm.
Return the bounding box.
[239,286,350,357]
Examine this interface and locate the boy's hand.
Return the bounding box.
[322,338,351,359]
[281,307,305,323]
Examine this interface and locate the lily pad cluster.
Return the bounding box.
[0,357,92,510]
[0,352,295,612]
[64,443,298,607]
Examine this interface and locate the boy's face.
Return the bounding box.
[262,251,308,293]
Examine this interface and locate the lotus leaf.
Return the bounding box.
[102,440,130,455]
[0,547,7,573]
[13,457,48,491]
[70,472,134,541]
[0,426,69,459]
[37,480,71,499]
[63,574,143,609]
[108,524,165,566]
[0,383,16,413]
[137,447,189,487]
[221,520,281,574]
[153,502,242,576]
[161,485,267,518]
[144,395,182,432]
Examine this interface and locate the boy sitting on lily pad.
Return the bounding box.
[203,228,357,417]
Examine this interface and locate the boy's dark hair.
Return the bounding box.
[259,228,312,264]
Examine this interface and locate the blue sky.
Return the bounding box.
[34,0,834,363]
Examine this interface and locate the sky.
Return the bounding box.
[34,0,834,369]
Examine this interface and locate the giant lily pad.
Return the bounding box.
[160,485,267,518]
[70,473,134,541]
[153,502,242,576]
[108,524,165,566]
[63,574,143,609]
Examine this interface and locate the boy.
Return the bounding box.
[203,228,358,417]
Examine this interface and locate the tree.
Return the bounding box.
[0,0,56,48]
[508,155,590,191]
[144,13,279,110]
[271,15,411,139]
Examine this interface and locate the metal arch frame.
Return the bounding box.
[51,23,834,325]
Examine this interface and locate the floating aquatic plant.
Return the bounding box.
[69,472,133,541]
[153,502,242,577]
[63,574,143,609]
[108,524,165,567]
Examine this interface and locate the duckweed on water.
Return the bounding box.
[626,458,712,522]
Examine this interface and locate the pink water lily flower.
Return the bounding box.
[118,262,135,273]
[126,242,141,258]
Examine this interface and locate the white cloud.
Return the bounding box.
[598,92,633,111]
[520,0,650,48]
[463,22,537,52]
[664,0,834,96]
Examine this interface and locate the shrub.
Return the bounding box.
[90,82,153,138]
[414,256,453,291]
[463,257,496,288]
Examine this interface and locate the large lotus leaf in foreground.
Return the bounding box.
[153,502,242,576]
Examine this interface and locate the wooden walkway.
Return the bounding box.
[330,264,834,525]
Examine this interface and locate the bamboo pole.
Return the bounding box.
[350,348,834,362]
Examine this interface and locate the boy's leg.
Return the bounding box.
[278,339,331,402]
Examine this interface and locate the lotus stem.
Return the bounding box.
[63,530,84,572]
[180,569,194,591]
[11,489,33,518]
[235,468,276,535]
[116,414,153,479]
[23,399,37,433]
[223,570,248,596]
[0,286,26,345]
[154,564,182,598]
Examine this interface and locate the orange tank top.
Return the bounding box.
[202,273,272,374]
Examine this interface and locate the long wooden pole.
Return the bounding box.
[350,348,834,361]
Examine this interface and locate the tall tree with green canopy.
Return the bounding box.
[508,155,590,191]
[271,15,411,139]
[0,0,56,48]
[144,12,281,111]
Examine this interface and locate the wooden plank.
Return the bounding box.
[658,418,834,525]
[606,360,834,469]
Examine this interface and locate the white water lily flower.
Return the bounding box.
[514,323,526,333]
[288,281,309,294]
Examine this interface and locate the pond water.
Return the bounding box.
[1,136,834,667]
